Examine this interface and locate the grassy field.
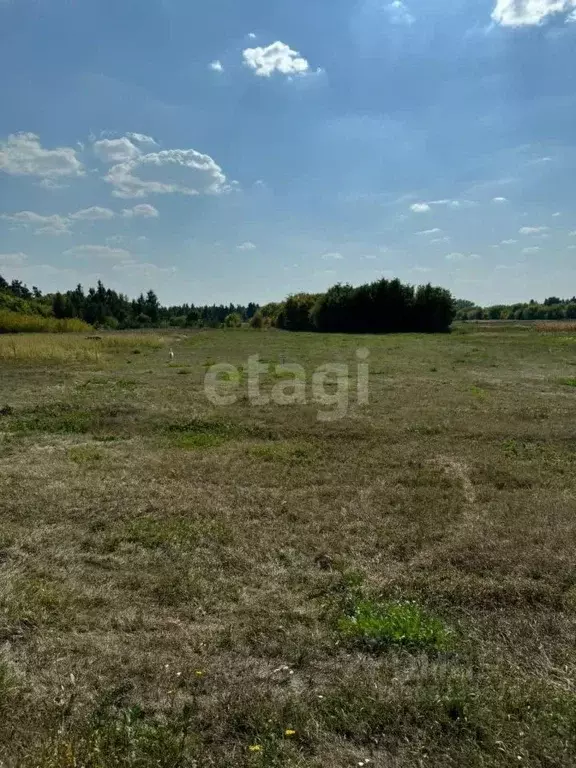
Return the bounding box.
[1,325,576,767]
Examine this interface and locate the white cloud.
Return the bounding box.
[1,210,71,235]
[321,252,344,260]
[243,41,310,77]
[37,178,68,191]
[121,204,159,218]
[237,241,256,251]
[501,239,518,245]
[112,260,176,277]
[126,133,158,146]
[416,228,442,235]
[522,246,541,254]
[411,203,431,213]
[492,0,576,27]
[70,206,115,221]
[552,212,561,217]
[93,137,141,164]
[445,252,481,261]
[429,198,476,209]
[0,252,28,265]
[569,8,576,19]
[104,147,231,198]
[492,196,508,203]
[519,226,548,234]
[248,32,257,39]
[431,236,451,243]
[387,0,415,25]
[0,132,83,179]
[210,60,224,73]
[64,244,131,260]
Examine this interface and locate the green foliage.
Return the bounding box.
[0,273,259,330]
[276,293,319,331]
[224,312,243,327]
[249,311,264,329]
[338,598,453,652]
[308,278,455,334]
[456,295,576,321]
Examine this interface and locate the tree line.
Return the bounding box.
[2,272,456,334]
[251,278,456,333]
[0,274,258,330]
[455,297,576,321]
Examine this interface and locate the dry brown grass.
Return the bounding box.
[1,327,576,766]
[535,321,576,332]
[0,332,165,363]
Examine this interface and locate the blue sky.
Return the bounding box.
[1,0,575,306]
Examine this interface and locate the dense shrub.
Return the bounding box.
[276,293,319,331]
[249,311,264,329]
[224,312,242,328]
[304,278,455,334]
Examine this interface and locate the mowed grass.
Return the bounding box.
[1,326,576,766]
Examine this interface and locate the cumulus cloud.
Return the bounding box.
[1,210,71,235]
[411,203,431,213]
[519,226,548,234]
[121,204,159,218]
[104,147,231,198]
[64,244,131,260]
[387,0,415,25]
[126,133,157,146]
[237,241,256,251]
[69,206,115,221]
[210,60,224,73]
[0,252,28,265]
[416,228,442,235]
[93,137,141,164]
[492,196,508,203]
[0,132,83,179]
[492,0,576,27]
[242,41,310,77]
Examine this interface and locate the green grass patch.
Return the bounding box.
[8,403,137,436]
[68,445,105,464]
[560,378,576,388]
[172,432,228,450]
[249,442,316,464]
[87,514,231,553]
[338,598,453,652]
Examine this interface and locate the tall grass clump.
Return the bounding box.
[0,310,91,334]
[536,322,576,333]
[99,334,164,351]
[0,335,100,363]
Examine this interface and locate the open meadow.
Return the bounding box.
[1,325,576,767]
